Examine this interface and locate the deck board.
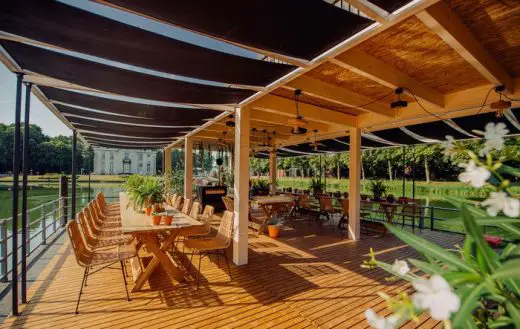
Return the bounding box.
[0,220,463,328]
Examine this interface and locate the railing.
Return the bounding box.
[0,196,89,282]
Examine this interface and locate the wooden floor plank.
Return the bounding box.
[0,220,463,329]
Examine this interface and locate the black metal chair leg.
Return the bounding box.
[216,250,220,268]
[120,261,131,301]
[187,251,194,274]
[222,249,232,280]
[196,252,202,290]
[84,266,90,287]
[75,266,88,314]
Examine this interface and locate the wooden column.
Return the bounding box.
[269,147,277,195]
[348,127,361,240]
[233,106,250,265]
[164,147,172,175]
[184,137,193,200]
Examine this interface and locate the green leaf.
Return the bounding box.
[492,259,520,280]
[499,223,520,238]
[505,302,520,327]
[443,272,482,286]
[460,205,498,274]
[500,243,520,261]
[476,218,520,226]
[385,224,476,273]
[408,258,443,275]
[446,196,488,218]
[375,260,417,282]
[497,164,520,178]
[488,316,513,328]
[452,282,487,328]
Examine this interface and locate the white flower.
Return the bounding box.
[392,260,410,276]
[481,191,520,218]
[365,308,398,329]
[412,275,460,321]
[441,135,456,158]
[458,160,490,188]
[480,122,509,156]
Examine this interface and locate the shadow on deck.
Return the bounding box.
[0,219,463,329]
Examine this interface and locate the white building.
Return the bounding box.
[93,147,157,175]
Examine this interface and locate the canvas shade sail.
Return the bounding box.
[100,0,374,60]
[1,40,255,104]
[0,0,294,86]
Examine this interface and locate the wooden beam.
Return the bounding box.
[286,76,397,118]
[250,110,337,133]
[332,49,445,108]
[184,136,193,200]
[344,0,388,23]
[416,1,515,93]
[348,127,361,240]
[252,94,358,127]
[269,148,277,194]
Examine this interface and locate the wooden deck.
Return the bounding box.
[1,220,463,328]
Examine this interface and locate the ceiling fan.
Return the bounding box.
[309,129,325,151]
[288,89,308,135]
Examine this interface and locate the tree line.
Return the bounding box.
[0,123,93,174]
[250,137,520,182]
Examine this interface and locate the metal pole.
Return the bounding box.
[402,146,406,199]
[88,147,92,201]
[71,130,77,218]
[412,146,416,200]
[21,82,31,304]
[0,221,7,282]
[11,72,24,316]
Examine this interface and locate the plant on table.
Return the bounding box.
[309,177,325,195]
[362,122,519,329]
[125,175,165,212]
[369,180,388,201]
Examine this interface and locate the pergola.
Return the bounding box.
[1,0,520,314]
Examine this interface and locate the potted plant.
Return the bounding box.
[151,212,162,225]
[368,180,387,201]
[386,194,395,203]
[309,177,324,196]
[162,212,173,225]
[267,217,283,238]
[250,178,270,196]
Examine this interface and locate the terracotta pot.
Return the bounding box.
[152,215,162,225]
[145,207,153,216]
[153,204,163,213]
[162,215,173,225]
[268,225,281,238]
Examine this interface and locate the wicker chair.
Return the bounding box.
[339,199,349,238]
[189,201,201,219]
[174,196,184,211]
[77,211,132,249]
[318,196,336,229]
[184,210,234,289]
[182,198,193,215]
[85,205,122,237]
[222,196,234,212]
[90,202,120,228]
[67,221,137,314]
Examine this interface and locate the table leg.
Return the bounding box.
[132,230,185,292]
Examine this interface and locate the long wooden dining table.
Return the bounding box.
[119,192,202,292]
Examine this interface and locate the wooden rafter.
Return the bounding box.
[332,49,445,108]
[285,76,397,118]
[416,1,515,93]
[251,94,358,127]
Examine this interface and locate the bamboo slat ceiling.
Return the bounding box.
[99,0,374,60]
[0,0,294,86]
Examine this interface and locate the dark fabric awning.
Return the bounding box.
[0,0,294,86]
[78,126,184,139]
[368,0,414,13]
[69,116,187,135]
[80,131,177,141]
[101,0,374,60]
[82,134,175,144]
[370,127,421,145]
[451,111,520,135]
[55,104,200,128]
[89,141,166,149]
[40,87,220,123]
[404,120,470,140]
[1,40,254,104]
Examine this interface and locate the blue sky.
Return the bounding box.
[0,0,257,137]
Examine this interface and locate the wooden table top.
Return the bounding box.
[253,196,294,205]
[119,192,202,234]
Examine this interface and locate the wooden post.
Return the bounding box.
[232,106,250,265]
[164,147,172,175]
[348,127,361,240]
[269,147,277,195]
[184,137,193,200]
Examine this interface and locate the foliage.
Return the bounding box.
[368,180,388,200]
[309,176,325,193]
[250,178,269,190]
[124,174,164,210]
[163,171,184,197]
[362,122,520,329]
[222,168,234,187]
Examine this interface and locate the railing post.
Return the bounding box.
[430,206,434,231]
[0,221,7,282]
[59,176,68,227]
[41,204,46,245]
[26,212,31,255]
[53,200,57,232]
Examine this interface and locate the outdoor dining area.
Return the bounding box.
[1,0,519,327]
